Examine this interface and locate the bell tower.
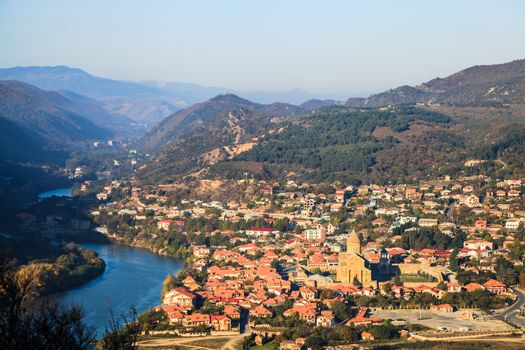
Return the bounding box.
[346,228,361,254]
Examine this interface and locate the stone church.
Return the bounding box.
[336,229,389,287]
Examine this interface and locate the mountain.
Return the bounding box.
[300,99,342,111]
[0,66,183,125]
[0,66,347,126]
[0,81,111,162]
[0,80,135,136]
[346,59,525,107]
[137,58,525,185]
[141,94,304,151]
[138,107,277,181]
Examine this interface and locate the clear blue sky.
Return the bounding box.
[1,0,524,96]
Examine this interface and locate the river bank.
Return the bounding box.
[49,242,185,337]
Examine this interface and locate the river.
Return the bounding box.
[37,187,185,337]
[50,243,185,337]
[37,187,72,200]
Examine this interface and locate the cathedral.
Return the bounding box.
[336,229,389,287]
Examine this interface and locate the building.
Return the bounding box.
[335,189,348,202]
[418,218,438,228]
[157,219,184,231]
[246,227,279,237]
[303,225,326,242]
[336,229,374,287]
[163,287,196,307]
[459,194,480,207]
[483,279,507,294]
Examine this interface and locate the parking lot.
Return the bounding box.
[373,309,515,332]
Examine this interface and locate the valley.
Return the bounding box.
[3,58,525,350]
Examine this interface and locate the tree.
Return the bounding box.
[0,256,95,350]
[97,308,140,350]
[392,275,403,286]
[495,257,519,285]
[331,301,352,321]
[161,274,177,297]
[449,248,460,272]
[305,335,325,348]
[370,321,398,339]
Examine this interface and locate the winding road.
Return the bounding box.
[495,287,525,328]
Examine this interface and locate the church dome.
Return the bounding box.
[347,228,360,244]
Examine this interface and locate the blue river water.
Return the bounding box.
[37,187,185,337]
[37,187,72,200]
[49,243,185,337]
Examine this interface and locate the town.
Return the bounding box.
[58,169,525,348]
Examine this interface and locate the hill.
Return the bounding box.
[137,58,525,185]
[0,81,112,162]
[1,80,135,136]
[141,94,304,151]
[0,66,183,125]
[346,59,525,107]
[0,66,346,125]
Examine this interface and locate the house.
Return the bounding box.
[458,194,480,207]
[193,245,211,258]
[335,189,348,202]
[430,304,454,313]
[183,276,200,291]
[160,305,185,325]
[316,310,335,327]
[246,227,279,237]
[483,279,507,294]
[183,313,211,327]
[464,239,493,251]
[251,305,272,318]
[283,305,317,324]
[96,193,108,201]
[157,219,184,231]
[505,219,521,231]
[210,315,232,331]
[347,307,383,326]
[447,282,462,293]
[255,334,267,346]
[223,305,241,320]
[163,287,196,307]
[299,286,318,301]
[464,282,485,292]
[418,218,438,228]
[474,220,487,230]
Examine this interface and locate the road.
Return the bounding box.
[372,309,513,332]
[139,333,249,350]
[445,201,456,223]
[495,287,525,328]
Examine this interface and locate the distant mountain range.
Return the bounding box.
[0,80,112,162]
[3,58,525,184]
[0,66,346,126]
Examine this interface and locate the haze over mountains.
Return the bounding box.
[0,66,345,126]
[0,80,111,162]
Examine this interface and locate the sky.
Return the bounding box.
[1,0,525,97]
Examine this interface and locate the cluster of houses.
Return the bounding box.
[82,174,525,345]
